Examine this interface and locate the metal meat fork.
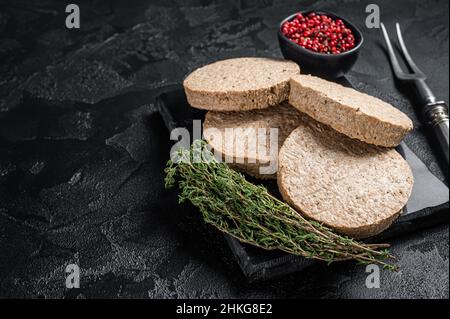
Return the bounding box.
[381,22,449,166]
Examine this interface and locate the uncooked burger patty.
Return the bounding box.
[203,103,304,179]
[184,57,300,111]
[289,74,413,147]
[278,119,414,239]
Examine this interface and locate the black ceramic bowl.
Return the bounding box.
[278,10,364,78]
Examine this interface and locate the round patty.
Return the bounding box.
[289,74,413,147]
[278,120,414,239]
[184,57,300,111]
[203,103,305,179]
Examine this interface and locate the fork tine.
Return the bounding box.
[380,23,408,80]
[395,23,426,78]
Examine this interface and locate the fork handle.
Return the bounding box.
[414,79,437,105]
[422,101,449,166]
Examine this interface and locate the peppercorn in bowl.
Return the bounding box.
[278,10,363,78]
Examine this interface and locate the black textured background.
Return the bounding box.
[0,0,448,299]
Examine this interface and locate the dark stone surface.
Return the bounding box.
[0,0,448,298]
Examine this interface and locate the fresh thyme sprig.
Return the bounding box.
[165,140,397,271]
